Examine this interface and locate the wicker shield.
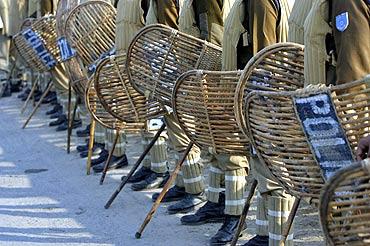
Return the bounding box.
[173,70,249,155]
[172,43,305,156]
[94,54,166,123]
[13,15,61,72]
[235,42,305,137]
[85,78,144,132]
[126,24,222,107]
[55,0,86,98]
[64,1,116,68]
[245,76,370,205]
[13,18,36,69]
[320,159,370,246]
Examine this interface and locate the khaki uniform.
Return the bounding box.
[305,0,370,86]
[192,0,224,45]
[332,0,370,84]
[220,0,295,244]
[304,0,331,86]
[288,0,315,44]
[0,0,28,71]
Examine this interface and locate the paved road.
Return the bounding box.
[0,94,324,245]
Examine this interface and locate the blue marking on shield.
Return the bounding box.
[336,12,349,32]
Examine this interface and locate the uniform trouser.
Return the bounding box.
[207,154,249,216]
[51,64,75,115]
[141,129,168,174]
[250,156,294,246]
[56,89,77,117]
[77,103,90,129]
[0,35,10,72]
[164,113,204,195]
[92,123,126,157]
[105,128,126,157]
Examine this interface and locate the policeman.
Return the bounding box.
[110,0,170,188]
[305,1,370,157]
[0,0,28,97]
[180,1,294,245]
[147,0,236,215]
[129,1,208,211]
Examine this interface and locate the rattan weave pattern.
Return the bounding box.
[94,54,166,123]
[172,43,305,156]
[32,15,62,65]
[55,0,87,98]
[126,24,222,107]
[320,160,370,246]
[235,42,305,137]
[85,78,144,132]
[64,1,116,68]
[13,15,61,72]
[13,18,39,70]
[173,70,248,155]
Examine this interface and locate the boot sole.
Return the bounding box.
[168,206,196,215]
[181,217,225,226]
[151,196,184,203]
[93,163,126,173]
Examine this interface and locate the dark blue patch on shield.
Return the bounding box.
[293,92,354,180]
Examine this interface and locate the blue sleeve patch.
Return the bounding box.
[336,12,349,32]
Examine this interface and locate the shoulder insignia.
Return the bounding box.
[336,12,349,32]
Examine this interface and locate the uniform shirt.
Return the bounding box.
[304,0,370,86]
[332,0,370,84]
[288,0,315,44]
[115,0,149,53]
[157,0,179,29]
[193,0,224,44]
[222,0,291,70]
[0,0,28,36]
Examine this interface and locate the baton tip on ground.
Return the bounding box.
[135,232,141,239]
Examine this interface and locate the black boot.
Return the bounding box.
[18,88,30,98]
[49,114,67,126]
[77,142,104,153]
[93,154,129,173]
[42,94,57,104]
[125,166,153,183]
[80,145,105,158]
[209,215,243,246]
[167,192,207,214]
[181,194,225,225]
[76,124,91,138]
[131,172,169,191]
[46,104,62,115]
[56,120,82,131]
[90,150,109,166]
[151,185,186,202]
[243,235,269,246]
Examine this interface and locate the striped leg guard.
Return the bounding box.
[150,135,168,174]
[140,133,151,169]
[207,165,225,203]
[94,123,106,145]
[268,196,295,246]
[225,168,247,216]
[105,129,126,157]
[177,148,204,194]
[77,104,90,129]
[256,192,269,236]
[59,91,77,118]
